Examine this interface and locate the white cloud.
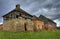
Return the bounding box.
[54,19,60,27]
[0,22,3,25]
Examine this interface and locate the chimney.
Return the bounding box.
[16,4,20,10]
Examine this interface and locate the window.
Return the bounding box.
[20,14,21,16]
[25,18,27,20]
[11,14,12,16]
[16,15,18,18]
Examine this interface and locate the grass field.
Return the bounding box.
[0,30,60,39]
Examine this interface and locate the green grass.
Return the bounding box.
[0,30,60,39]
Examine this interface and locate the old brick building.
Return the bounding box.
[2,4,56,32]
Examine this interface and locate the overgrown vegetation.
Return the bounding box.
[0,30,60,39]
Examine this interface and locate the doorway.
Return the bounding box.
[24,23,27,31]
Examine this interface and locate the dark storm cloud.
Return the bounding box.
[27,0,60,20]
[0,0,60,26]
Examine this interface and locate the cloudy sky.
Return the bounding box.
[0,0,60,27]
